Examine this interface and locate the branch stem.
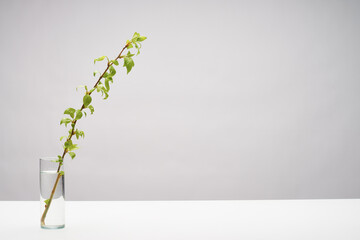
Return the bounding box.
[40,43,129,227]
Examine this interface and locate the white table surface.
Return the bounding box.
[0,200,359,240]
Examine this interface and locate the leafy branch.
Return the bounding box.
[41,32,147,227]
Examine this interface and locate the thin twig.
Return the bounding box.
[41,43,129,226]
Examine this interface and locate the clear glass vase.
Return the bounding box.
[39,157,65,229]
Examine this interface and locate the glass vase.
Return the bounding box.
[39,157,65,229]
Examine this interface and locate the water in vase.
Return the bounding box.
[40,170,65,229]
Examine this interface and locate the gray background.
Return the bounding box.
[0,0,359,200]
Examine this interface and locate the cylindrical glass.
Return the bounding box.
[39,157,65,229]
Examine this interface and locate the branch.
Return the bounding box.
[41,43,130,226]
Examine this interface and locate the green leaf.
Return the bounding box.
[75,110,83,120]
[131,32,147,43]
[88,105,94,114]
[83,95,92,107]
[95,83,109,99]
[57,155,63,163]
[132,32,140,42]
[105,79,110,91]
[78,130,85,138]
[44,199,50,205]
[93,71,100,77]
[74,129,85,139]
[60,118,72,127]
[83,111,87,117]
[103,91,109,100]
[97,84,102,92]
[127,51,135,57]
[68,152,76,159]
[137,36,147,42]
[110,60,119,66]
[96,84,102,92]
[60,136,67,141]
[64,108,76,118]
[75,129,79,139]
[59,171,65,175]
[123,56,135,74]
[68,144,79,151]
[94,56,106,64]
[134,43,141,55]
[64,140,73,148]
[103,72,109,78]
[109,65,116,76]
[64,139,79,151]
[127,43,133,49]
